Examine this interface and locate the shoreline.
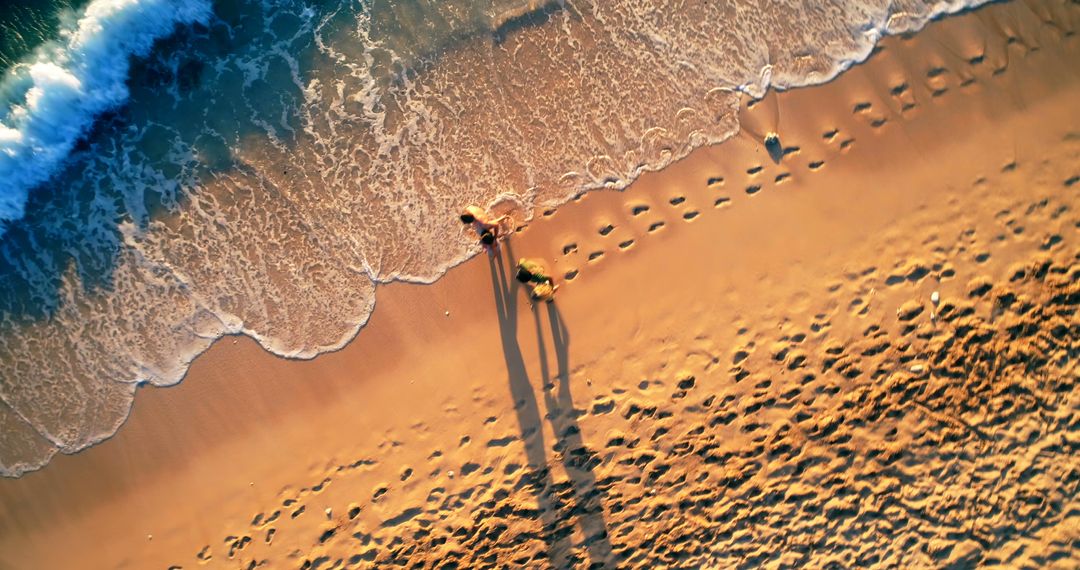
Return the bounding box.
[2,0,1078,567]
[0,0,1005,477]
[0,0,998,480]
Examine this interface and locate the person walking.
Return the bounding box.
[460,205,509,253]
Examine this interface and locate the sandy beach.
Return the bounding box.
[2,1,1078,568]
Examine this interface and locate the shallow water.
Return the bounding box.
[0,0,989,476]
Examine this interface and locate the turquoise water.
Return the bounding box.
[0,0,992,476]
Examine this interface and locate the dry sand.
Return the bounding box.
[2,1,1079,568]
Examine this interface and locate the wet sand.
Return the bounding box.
[1,1,1078,568]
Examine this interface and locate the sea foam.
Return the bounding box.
[0,0,211,233]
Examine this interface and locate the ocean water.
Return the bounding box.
[0,0,990,476]
[0,1,90,73]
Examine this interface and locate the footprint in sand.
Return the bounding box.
[840,139,856,151]
[486,434,516,448]
[588,251,605,262]
[926,68,950,87]
[591,398,616,415]
[669,196,686,206]
[631,204,650,216]
[648,221,666,232]
[1039,234,1063,250]
[780,387,803,401]
[677,376,697,391]
[707,176,725,186]
[853,101,872,113]
[848,296,871,316]
[714,196,731,208]
[225,535,251,558]
[822,128,839,141]
[808,160,825,171]
[683,211,700,221]
[747,165,763,175]
[564,269,579,280]
[562,243,578,255]
[774,172,791,184]
[810,316,831,334]
[460,463,481,477]
[745,184,762,196]
[619,239,635,249]
[598,224,615,236]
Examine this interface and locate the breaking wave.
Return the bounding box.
[0,0,211,232]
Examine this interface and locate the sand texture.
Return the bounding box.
[1,1,1079,568]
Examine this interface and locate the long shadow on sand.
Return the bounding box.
[488,240,613,568]
[532,299,615,565]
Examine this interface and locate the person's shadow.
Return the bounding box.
[488,241,613,568]
[532,300,614,565]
